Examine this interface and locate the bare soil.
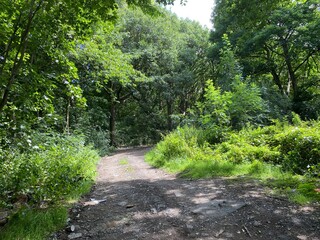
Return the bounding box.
[55,147,320,240]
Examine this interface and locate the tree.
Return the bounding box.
[73,22,145,146]
[0,0,187,147]
[117,7,210,136]
[210,0,320,119]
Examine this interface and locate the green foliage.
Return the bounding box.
[145,126,211,169]
[119,158,129,165]
[0,133,100,207]
[211,119,320,176]
[266,177,320,204]
[0,206,67,240]
[198,80,232,127]
[230,79,267,129]
[290,183,320,204]
[273,121,320,175]
[195,80,231,143]
[86,129,112,156]
[214,140,279,164]
[195,78,268,142]
[215,34,242,91]
[146,123,320,203]
[211,0,320,119]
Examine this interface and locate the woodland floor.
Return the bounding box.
[54,147,320,240]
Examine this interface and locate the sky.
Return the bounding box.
[166,0,215,29]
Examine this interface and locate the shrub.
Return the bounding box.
[213,141,280,164]
[86,129,111,156]
[273,121,320,174]
[0,133,100,207]
[145,126,212,169]
[230,79,268,129]
[146,121,320,203]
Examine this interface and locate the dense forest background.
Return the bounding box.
[0,0,320,232]
[1,0,320,152]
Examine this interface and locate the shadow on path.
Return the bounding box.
[57,148,320,240]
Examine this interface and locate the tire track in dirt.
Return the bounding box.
[55,147,320,240]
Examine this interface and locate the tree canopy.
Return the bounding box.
[210,0,320,119]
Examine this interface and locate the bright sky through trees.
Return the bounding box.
[167,0,214,28]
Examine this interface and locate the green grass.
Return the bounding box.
[0,180,94,240]
[0,207,67,240]
[119,158,129,165]
[66,180,94,203]
[147,151,320,204]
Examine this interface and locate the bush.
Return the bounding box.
[146,121,320,203]
[0,133,100,207]
[148,119,320,177]
[209,120,320,175]
[213,141,280,164]
[273,121,320,174]
[145,126,212,169]
[86,129,111,156]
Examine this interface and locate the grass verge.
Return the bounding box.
[145,126,320,205]
[146,151,320,204]
[0,207,68,240]
[0,180,94,240]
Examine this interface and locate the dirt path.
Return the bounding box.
[56,147,319,240]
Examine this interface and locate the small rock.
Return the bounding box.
[66,225,76,232]
[253,221,262,227]
[68,233,83,239]
[191,199,246,217]
[118,201,128,207]
[48,233,58,240]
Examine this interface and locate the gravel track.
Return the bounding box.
[55,147,320,240]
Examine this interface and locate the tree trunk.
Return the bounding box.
[265,46,285,95]
[281,41,298,99]
[65,98,71,135]
[0,0,43,111]
[270,68,285,95]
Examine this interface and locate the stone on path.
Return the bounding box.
[191,199,246,217]
[67,233,83,239]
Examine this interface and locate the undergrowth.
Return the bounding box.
[0,133,100,239]
[146,124,320,204]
